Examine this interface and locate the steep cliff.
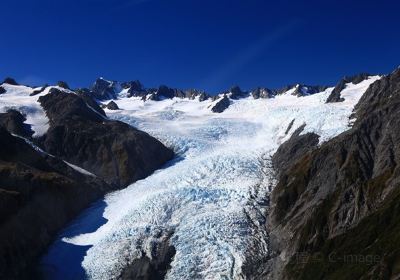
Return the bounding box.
[268,68,400,279]
[0,86,174,279]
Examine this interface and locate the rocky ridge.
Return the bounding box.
[260,68,400,279]
[0,83,174,278]
[80,77,335,114]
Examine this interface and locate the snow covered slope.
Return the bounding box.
[0,84,73,137]
[40,76,380,279]
[0,84,50,136]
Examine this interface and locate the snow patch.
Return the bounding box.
[0,84,50,137]
[64,161,96,177]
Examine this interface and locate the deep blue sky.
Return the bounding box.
[1,0,399,93]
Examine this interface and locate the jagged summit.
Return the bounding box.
[1,77,18,86]
[0,73,376,115]
[83,76,333,103]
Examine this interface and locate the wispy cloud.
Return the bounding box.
[201,20,301,92]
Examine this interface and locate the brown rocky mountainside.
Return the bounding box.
[38,89,174,187]
[262,68,400,279]
[0,88,174,279]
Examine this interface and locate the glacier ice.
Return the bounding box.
[40,76,381,279]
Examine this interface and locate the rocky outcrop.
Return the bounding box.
[272,125,319,178]
[146,85,188,100]
[143,91,158,101]
[185,89,209,101]
[0,86,5,95]
[39,88,104,123]
[293,84,327,96]
[30,85,47,96]
[105,100,120,110]
[0,109,34,138]
[83,78,331,102]
[2,77,18,86]
[56,81,70,90]
[252,87,274,99]
[118,231,176,280]
[275,84,327,97]
[107,101,120,110]
[326,79,346,102]
[0,127,111,279]
[140,85,211,102]
[327,73,371,103]
[90,78,119,100]
[210,95,230,113]
[266,69,400,279]
[38,89,174,187]
[229,86,248,99]
[76,88,107,117]
[121,80,144,97]
[197,92,209,101]
[158,85,182,99]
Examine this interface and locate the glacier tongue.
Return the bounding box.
[41,76,380,279]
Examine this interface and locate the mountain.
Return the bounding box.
[1,69,399,279]
[0,81,173,278]
[259,68,400,279]
[43,72,382,279]
[70,78,330,113]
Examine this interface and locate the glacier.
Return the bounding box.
[40,76,380,279]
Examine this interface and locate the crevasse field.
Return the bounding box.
[40,76,380,279]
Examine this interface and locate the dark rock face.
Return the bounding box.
[121,80,143,91]
[157,85,186,99]
[38,89,174,187]
[326,79,346,102]
[275,84,327,97]
[157,85,176,99]
[56,81,70,89]
[252,87,274,99]
[121,80,148,98]
[327,73,371,103]
[266,69,400,279]
[0,127,111,279]
[0,109,34,138]
[30,85,47,96]
[229,86,248,99]
[272,125,319,178]
[118,231,176,280]
[185,89,209,101]
[198,92,209,101]
[211,95,220,101]
[75,88,107,117]
[140,85,205,101]
[91,78,118,100]
[210,95,230,113]
[0,86,5,95]
[0,85,174,278]
[142,90,158,101]
[274,85,292,95]
[40,88,104,123]
[293,84,327,96]
[2,77,18,85]
[106,100,120,110]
